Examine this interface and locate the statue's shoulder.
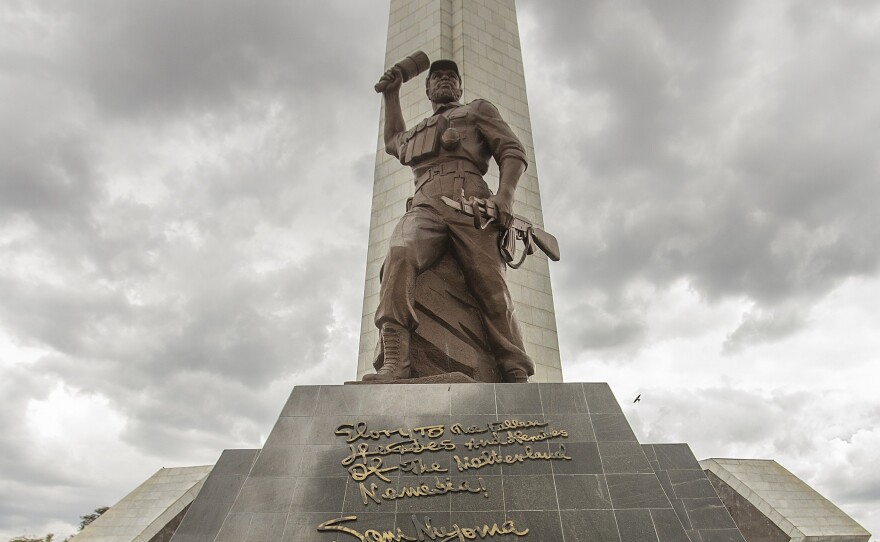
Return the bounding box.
[467,98,502,117]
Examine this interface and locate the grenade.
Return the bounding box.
[441,128,462,150]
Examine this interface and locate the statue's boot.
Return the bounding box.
[363,323,411,381]
[504,368,529,383]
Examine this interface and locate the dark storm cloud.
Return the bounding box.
[60,0,385,118]
[522,0,880,351]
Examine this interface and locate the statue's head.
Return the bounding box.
[425,59,462,104]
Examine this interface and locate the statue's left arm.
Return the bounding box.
[473,100,529,227]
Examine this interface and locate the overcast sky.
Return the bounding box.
[1,0,878,539]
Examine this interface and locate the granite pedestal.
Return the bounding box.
[171,383,746,541]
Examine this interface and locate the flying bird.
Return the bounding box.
[633,394,641,403]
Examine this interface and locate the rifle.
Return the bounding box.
[440,195,561,269]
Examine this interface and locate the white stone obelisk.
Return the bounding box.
[358,0,562,382]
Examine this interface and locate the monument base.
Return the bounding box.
[170,383,746,542]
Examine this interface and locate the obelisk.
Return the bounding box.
[357,0,562,382]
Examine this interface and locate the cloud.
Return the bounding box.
[722,303,807,353]
[627,386,880,515]
[0,0,384,534]
[523,0,880,354]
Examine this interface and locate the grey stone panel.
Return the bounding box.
[538,382,588,414]
[643,443,747,542]
[616,509,662,542]
[546,412,596,443]
[606,474,672,509]
[449,382,496,414]
[170,449,258,542]
[560,509,621,542]
[555,474,613,510]
[584,382,625,414]
[599,441,655,474]
[703,470,790,542]
[654,443,703,470]
[495,382,542,414]
[652,508,692,542]
[592,412,639,442]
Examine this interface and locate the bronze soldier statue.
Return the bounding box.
[364,58,534,383]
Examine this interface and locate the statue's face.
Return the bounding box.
[426,69,462,104]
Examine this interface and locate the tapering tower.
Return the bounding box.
[358,0,562,382]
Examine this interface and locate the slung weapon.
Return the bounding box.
[440,195,561,269]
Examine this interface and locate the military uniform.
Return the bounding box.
[374,99,534,378]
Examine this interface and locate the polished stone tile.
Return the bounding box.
[213,448,260,475]
[263,416,315,448]
[231,476,297,514]
[555,474,612,510]
[591,413,638,442]
[651,508,691,542]
[682,498,737,530]
[173,498,234,538]
[615,509,658,542]
[281,386,320,417]
[605,474,671,509]
[291,477,347,514]
[450,383,497,415]
[544,413,595,443]
[249,446,303,478]
[550,442,602,475]
[214,512,252,542]
[403,384,452,416]
[654,443,701,470]
[448,475,503,512]
[560,509,621,542]
[244,513,287,542]
[297,445,351,478]
[667,469,718,499]
[495,383,543,415]
[599,442,654,474]
[503,475,559,511]
[538,383,588,414]
[196,474,246,504]
[583,383,623,414]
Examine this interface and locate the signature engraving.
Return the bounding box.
[318,514,529,541]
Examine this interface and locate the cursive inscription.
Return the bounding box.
[359,476,488,505]
[318,514,529,542]
[463,428,568,450]
[453,444,572,471]
[336,422,445,443]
